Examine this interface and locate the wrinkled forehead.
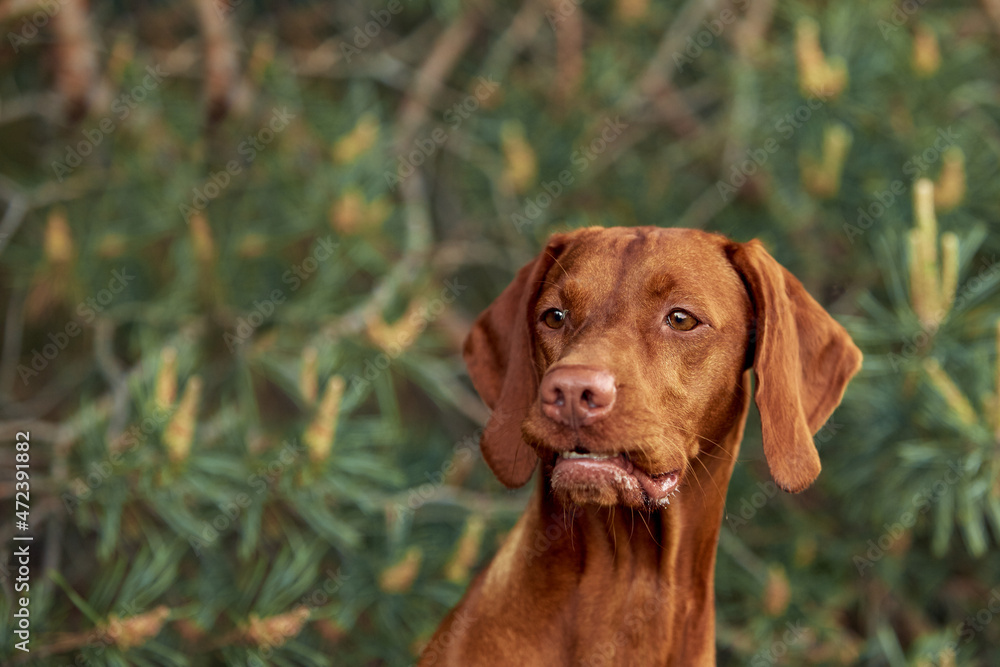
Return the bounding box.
[539,228,750,322]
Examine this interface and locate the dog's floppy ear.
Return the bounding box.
[728,239,862,493]
[464,236,569,488]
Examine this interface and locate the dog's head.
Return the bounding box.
[464,226,861,509]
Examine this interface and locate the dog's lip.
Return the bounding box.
[558,451,625,462]
[637,468,681,502]
[552,451,682,505]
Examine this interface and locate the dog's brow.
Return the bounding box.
[644,273,722,321]
[644,273,675,298]
[560,280,589,309]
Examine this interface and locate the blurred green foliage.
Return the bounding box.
[0,0,998,665]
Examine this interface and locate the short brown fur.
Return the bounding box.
[421,226,862,666]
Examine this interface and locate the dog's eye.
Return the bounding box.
[666,309,699,331]
[542,308,567,329]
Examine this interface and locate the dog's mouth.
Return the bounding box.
[549,450,681,509]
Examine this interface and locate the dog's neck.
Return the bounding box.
[461,386,751,666]
[421,381,752,666]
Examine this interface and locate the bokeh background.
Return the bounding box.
[0,0,999,664]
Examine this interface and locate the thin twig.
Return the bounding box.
[627,0,721,107]
[731,0,776,58]
[94,318,129,444]
[0,361,94,420]
[479,0,547,80]
[0,420,61,442]
[551,0,583,106]
[194,0,246,123]
[0,289,26,399]
[395,12,480,151]
[0,175,29,257]
[981,0,1000,38]
[51,0,99,121]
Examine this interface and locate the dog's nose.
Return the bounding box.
[539,367,616,427]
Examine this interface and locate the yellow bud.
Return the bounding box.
[923,358,978,427]
[330,189,365,234]
[330,192,390,235]
[238,233,269,258]
[97,233,127,258]
[107,34,136,85]
[795,18,848,99]
[163,376,202,463]
[939,232,958,316]
[103,606,170,651]
[154,347,178,410]
[912,24,941,77]
[934,147,966,212]
[333,114,379,164]
[913,179,938,257]
[445,515,486,583]
[365,297,430,353]
[801,123,852,198]
[249,34,276,82]
[910,179,941,326]
[379,546,423,593]
[304,375,345,462]
[245,607,310,649]
[299,346,318,405]
[763,565,791,616]
[795,18,824,77]
[907,230,931,326]
[615,0,648,22]
[500,122,538,195]
[45,208,74,265]
[189,212,216,266]
[936,647,956,667]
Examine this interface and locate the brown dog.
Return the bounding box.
[420,226,861,666]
